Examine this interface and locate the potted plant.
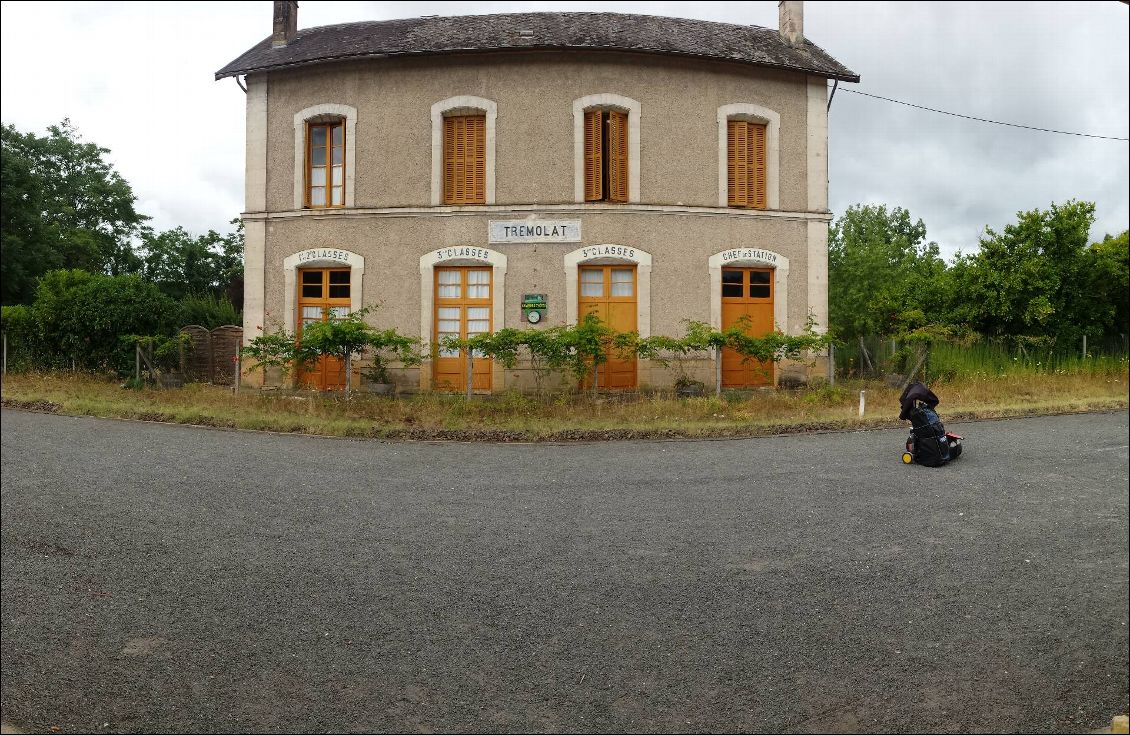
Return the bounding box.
[362,327,422,396]
[361,357,395,395]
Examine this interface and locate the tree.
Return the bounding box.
[828,204,949,344]
[0,120,149,304]
[0,133,55,304]
[1081,231,1129,345]
[948,200,1097,346]
[138,219,244,301]
[16,269,179,374]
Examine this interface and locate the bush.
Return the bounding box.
[178,292,241,329]
[0,304,38,369]
[10,269,181,374]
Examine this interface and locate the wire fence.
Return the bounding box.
[833,334,1129,383]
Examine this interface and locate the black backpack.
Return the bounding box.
[907,404,961,467]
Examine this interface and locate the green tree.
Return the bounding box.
[0,120,149,304]
[138,219,243,301]
[18,269,179,373]
[948,200,1098,346]
[828,204,949,343]
[1082,231,1129,345]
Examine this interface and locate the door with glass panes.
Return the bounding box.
[721,267,774,387]
[297,268,350,390]
[433,267,493,392]
[579,265,637,389]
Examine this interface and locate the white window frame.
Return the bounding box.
[431,96,498,206]
[717,103,780,210]
[293,103,358,210]
[283,249,366,334]
[563,245,652,337]
[708,249,789,334]
[573,93,641,204]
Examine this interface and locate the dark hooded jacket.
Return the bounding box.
[899,382,939,421]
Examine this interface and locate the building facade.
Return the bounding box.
[216,2,858,392]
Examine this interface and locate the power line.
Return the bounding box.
[839,87,1130,142]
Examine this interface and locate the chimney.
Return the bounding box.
[778,1,804,47]
[272,1,298,48]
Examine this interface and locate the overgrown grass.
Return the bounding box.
[2,370,1126,441]
[925,342,1129,381]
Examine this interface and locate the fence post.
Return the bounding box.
[1083,334,1087,360]
[465,349,474,399]
[234,354,241,395]
[858,389,866,417]
[715,346,723,397]
[135,344,141,382]
[827,343,835,386]
[2,333,6,376]
[345,352,352,399]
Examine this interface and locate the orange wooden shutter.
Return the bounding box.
[750,122,767,209]
[727,121,767,209]
[443,115,486,205]
[443,117,456,204]
[608,110,628,203]
[728,120,749,207]
[584,109,602,201]
[471,115,486,203]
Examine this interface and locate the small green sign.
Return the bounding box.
[522,293,547,324]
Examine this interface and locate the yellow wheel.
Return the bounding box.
[901,452,913,464]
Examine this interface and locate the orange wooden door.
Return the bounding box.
[579,265,637,389]
[721,267,775,387]
[433,267,493,392]
[297,268,350,390]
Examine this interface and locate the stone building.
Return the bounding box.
[216,1,858,392]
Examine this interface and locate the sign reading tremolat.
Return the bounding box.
[489,220,581,243]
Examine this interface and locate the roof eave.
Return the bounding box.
[215,46,859,83]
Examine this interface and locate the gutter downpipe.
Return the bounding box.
[235,75,248,94]
[827,79,838,111]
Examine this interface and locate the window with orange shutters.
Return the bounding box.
[727,120,767,209]
[443,114,486,205]
[584,108,628,203]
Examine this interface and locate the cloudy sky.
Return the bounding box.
[1,1,1126,260]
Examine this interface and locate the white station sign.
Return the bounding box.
[489,220,581,244]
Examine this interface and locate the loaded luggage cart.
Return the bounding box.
[899,382,963,467]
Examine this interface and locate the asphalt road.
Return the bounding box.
[1,408,1127,734]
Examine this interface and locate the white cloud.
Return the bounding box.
[2,0,1126,257]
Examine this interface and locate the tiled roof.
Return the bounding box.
[215,12,859,82]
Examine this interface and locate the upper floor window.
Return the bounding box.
[727,120,767,209]
[293,104,356,210]
[583,108,629,203]
[443,114,487,205]
[306,119,345,208]
[573,94,640,204]
[717,103,778,210]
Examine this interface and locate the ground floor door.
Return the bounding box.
[579,265,637,389]
[433,266,493,392]
[297,268,351,390]
[721,266,774,387]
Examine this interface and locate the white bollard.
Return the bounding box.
[858,389,866,417]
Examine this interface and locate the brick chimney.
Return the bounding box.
[272,1,298,48]
[779,1,803,47]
